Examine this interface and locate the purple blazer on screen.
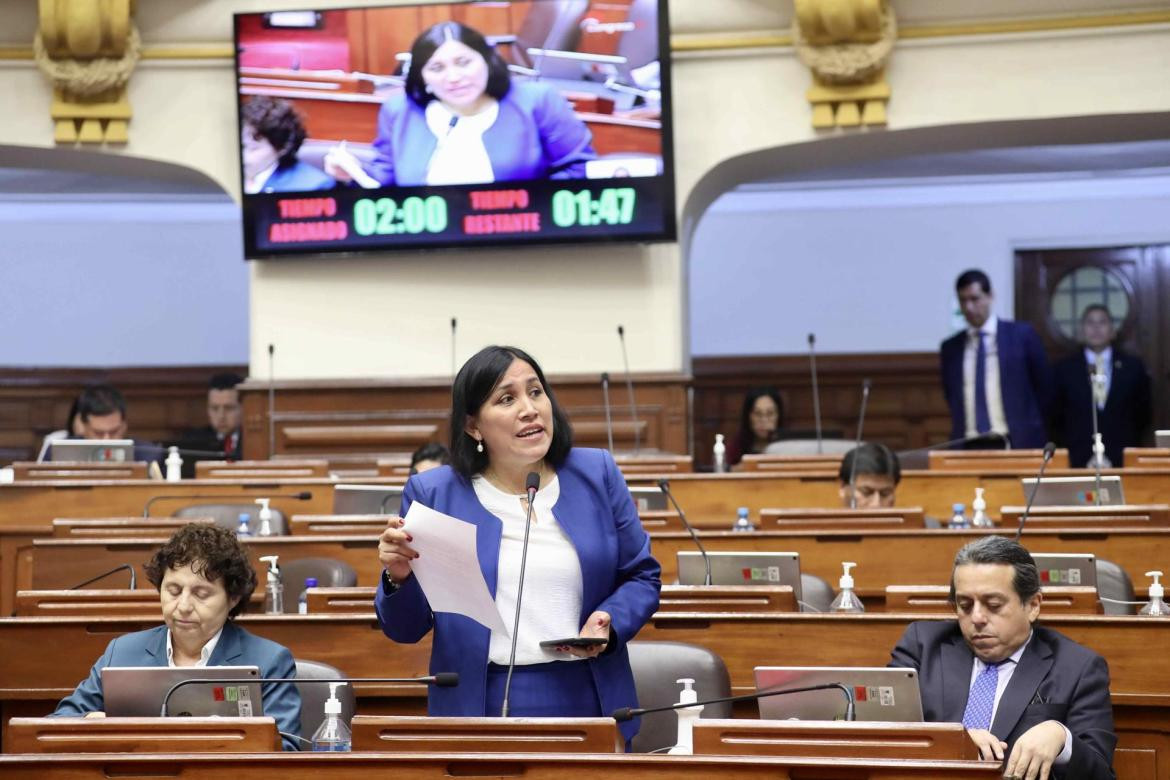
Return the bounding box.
[366,81,596,186]
[374,447,661,743]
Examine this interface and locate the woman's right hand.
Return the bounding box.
[378,516,418,584]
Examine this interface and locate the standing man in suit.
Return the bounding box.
[1051,304,1151,467]
[940,269,1052,449]
[890,536,1115,779]
[177,373,244,477]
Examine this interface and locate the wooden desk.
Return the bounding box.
[6,716,278,753]
[884,585,1101,614]
[0,750,1008,778]
[692,720,976,759]
[350,716,622,753]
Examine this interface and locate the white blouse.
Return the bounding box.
[472,474,586,665]
[424,100,499,186]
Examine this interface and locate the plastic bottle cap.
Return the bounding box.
[238,513,251,524]
[839,561,857,590]
[1147,571,1164,599]
[305,577,318,588]
[324,681,343,715]
[676,678,697,704]
[737,507,748,517]
[952,503,965,513]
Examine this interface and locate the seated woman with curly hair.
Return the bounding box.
[242,95,335,194]
[50,523,302,750]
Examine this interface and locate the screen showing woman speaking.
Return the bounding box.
[234,0,676,258]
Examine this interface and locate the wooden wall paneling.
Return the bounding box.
[692,353,951,470]
[363,7,427,76]
[0,365,246,466]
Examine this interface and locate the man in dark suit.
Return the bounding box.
[940,269,1052,449]
[890,536,1115,779]
[1052,304,1151,468]
[176,373,244,478]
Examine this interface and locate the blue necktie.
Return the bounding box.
[973,331,991,434]
[962,661,1001,730]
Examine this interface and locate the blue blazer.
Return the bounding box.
[51,621,302,750]
[258,160,336,194]
[367,81,596,186]
[890,621,1115,779]
[940,319,1052,449]
[375,448,661,743]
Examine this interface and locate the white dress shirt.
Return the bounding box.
[473,474,586,665]
[424,100,499,185]
[165,626,223,667]
[1084,346,1113,409]
[962,314,1009,439]
[969,632,1072,764]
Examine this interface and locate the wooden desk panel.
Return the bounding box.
[6,716,279,753]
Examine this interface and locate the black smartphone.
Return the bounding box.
[539,637,608,649]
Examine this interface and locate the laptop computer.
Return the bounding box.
[1021,475,1125,507]
[1156,430,1170,448]
[1030,553,1097,588]
[628,486,668,512]
[332,484,403,515]
[677,551,802,601]
[753,666,923,722]
[102,665,263,717]
[49,439,136,463]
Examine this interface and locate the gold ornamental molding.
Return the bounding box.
[34,0,141,145]
[792,0,895,130]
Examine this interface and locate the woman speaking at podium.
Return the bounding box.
[326,22,596,187]
[375,346,661,746]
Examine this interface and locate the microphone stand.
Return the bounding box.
[267,344,276,460]
[70,563,136,590]
[601,372,615,453]
[808,333,823,455]
[501,472,541,716]
[450,318,458,381]
[612,681,855,723]
[1089,366,1106,506]
[1015,442,1056,542]
[659,479,711,586]
[161,674,458,716]
[617,325,640,455]
[847,380,872,509]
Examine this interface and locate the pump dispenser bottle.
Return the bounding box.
[1140,571,1170,617]
[713,434,727,473]
[666,678,703,755]
[259,555,283,614]
[311,681,352,751]
[828,561,865,613]
[255,498,275,537]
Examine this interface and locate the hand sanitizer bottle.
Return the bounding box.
[255,498,275,537]
[1140,571,1170,617]
[971,488,993,528]
[311,682,352,751]
[731,506,754,532]
[713,434,727,474]
[165,446,183,482]
[260,555,283,614]
[666,678,703,755]
[828,561,865,613]
[1090,433,1112,469]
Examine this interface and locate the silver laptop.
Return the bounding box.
[1031,553,1097,589]
[1021,475,1125,506]
[754,666,923,722]
[102,665,262,717]
[628,486,668,512]
[332,484,403,515]
[50,439,135,463]
[677,551,802,600]
[1156,430,1170,448]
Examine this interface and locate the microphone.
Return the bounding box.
[612,681,854,723]
[1016,442,1057,542]
[895,431,1010,457]
[450,317,458,380]
[1088,363,1106,506]
[143,491,312,518]
[616,325,640,455]
[658,478,711,586]
[846,379,872,510]
[808,333,823,455]
[161,673,458,717]
[70,563,136,590]
[501,471,541,717]
[267,343,276,459]
[600,372,615,452]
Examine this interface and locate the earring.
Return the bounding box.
[476,440,484,453]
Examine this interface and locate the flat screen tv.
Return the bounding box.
[234,0,676,258]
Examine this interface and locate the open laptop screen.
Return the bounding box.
[102,665,263,717]
[753,666,923,722]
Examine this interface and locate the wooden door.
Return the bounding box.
[1015,245,1170,432]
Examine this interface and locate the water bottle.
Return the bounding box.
[828,561,866,613]
[1140,571,1170,617]
[949,503,970,530]
[236,512,252,539]
[731,506,754,533]
[970,488,993,528]
[311,682,351,751]
[298,576,318,615]
[712,433,727,474]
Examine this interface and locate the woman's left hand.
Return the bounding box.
[559,610,611,658]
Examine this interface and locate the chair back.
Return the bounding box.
[799,572,836,613]
[1095,557,1136,615]
[295,659,355,743]
[282,558,359,613]
[626,641,731,753]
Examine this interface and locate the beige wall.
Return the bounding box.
[1,2,1168,378]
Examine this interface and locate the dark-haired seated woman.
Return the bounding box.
[726,386,785,468]
[326,22,595,187]
[51,524,302,750]
[375,346,660,747]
